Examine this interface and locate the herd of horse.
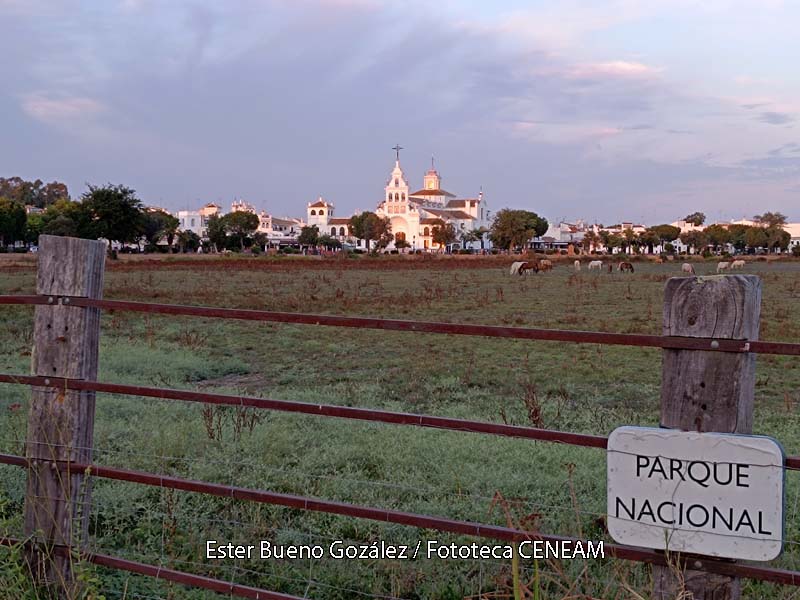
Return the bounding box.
[509,258,747,276]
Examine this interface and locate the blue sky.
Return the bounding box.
[1,0,798,224]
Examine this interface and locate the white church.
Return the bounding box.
[307,147,490,251]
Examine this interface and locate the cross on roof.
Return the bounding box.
[392,144,403,161]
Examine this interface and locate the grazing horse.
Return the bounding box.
[573,259,581,272]
[717,261,730,273]
[588,260,603,271]
[618,261,634,273]
[681,263,695,275]
[510,261,538,275]
[539,259,553,272]
[731,259,746,270]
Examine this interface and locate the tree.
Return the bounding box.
[605,233,623,254]
[621,228,638,254]
[431,219,457,252]
[638,229,660,254]
[764,226,790,253]
[0,197,27,246]
[471,226,488,250]
[459,229,478,251]
[142,209,179,251]
[489,209,548,252]
[81,183,144,249]
[679,230,708,254]
[177,230,201,252]
[298,225,320,247]
[727,224,751,252]
[206,214,227,252]
[393,238,410,251]
[744,226,767,252]
[0,177,69,208]
[649,224,681,245]
[222,211,260,250]
[317,234,342,249]
[349,211,390,253]
[582,230,599,253]
[25,212,45,246]
[684,212,706,226]
[704,224,731,251]
[753,212,787,227]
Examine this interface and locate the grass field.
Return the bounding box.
[1,254,799,599]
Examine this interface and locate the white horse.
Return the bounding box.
[573,260,581,272]
[731,259,745,270]
[717,261,730,273]
[681,263,695,275]
[588,260,603,271]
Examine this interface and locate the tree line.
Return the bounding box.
[1,177,793,256]
[582,212,793,255]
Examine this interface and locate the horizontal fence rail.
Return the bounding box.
[2,294,800,356]
[0,536,305,600]
[2,372,800,469]
[0,373,609,448]
[1,454,799,587]
[3,281,800,597]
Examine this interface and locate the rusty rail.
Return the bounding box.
[2,295,800,355]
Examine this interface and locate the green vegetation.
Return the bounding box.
[1,256,799,598]
[489,209,548,251]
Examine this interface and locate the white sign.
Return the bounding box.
[607,426,784,561]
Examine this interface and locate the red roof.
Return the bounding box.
[328,218,350,225]
[410,188,456,198]
[309,200,331,208]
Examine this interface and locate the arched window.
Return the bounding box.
[310,210,316,216]
[401,193,405,200]
[394,178,399,187]
[394,193,399,200]
[331,227,336,236]
[319,209,324,215]
[423,227,430,236]
[339,227,346,236]
[395,232,406,242]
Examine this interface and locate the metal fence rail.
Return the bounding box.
[2,281,800,597]
[2,295,800,355]
[1,455,799,587]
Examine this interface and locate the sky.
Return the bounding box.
[1,0,798,225]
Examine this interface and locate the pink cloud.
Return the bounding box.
[20,93,106,123]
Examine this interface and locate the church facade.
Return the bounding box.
[308,150,490,251]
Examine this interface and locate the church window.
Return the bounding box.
[402,193,405,200]
[340,227,346,236]
[331,227,336,236]
[319,210,324,215]
[423,227,430,236]
[394,178,399,187]
[310,210,316,216]
[395,232,406,242]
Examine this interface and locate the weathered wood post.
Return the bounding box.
[653,274,762,600]
[23,235,106,596]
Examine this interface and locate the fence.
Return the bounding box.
[0,235,799,599]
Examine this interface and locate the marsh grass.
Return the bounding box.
[1,257,799,598]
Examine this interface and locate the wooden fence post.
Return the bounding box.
[23,235,106,596]
[653,274,762,600]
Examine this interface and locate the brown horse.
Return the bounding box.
[618,261,634,273]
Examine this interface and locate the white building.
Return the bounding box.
[176,203,222,238]
[375,151,489,251]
